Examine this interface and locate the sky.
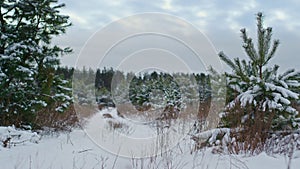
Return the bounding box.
[54,0,300,73]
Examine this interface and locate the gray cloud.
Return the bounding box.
[55,0,300,72]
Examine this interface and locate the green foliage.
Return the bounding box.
[129,72,182,109]
[219,12,300,131]
[0,0,72,126]
[76,68,213,111]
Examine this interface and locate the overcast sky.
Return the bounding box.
[54,0,300,73]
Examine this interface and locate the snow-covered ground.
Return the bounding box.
[0,109,300,169]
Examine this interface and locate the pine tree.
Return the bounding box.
[219,12,300,131]
[0,0,72,126]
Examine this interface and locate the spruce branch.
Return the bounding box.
[219,51,236,70]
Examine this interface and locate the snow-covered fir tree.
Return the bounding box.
[219,12,300,130]
[0,0,72,126]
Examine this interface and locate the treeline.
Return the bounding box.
[59,66,213,110]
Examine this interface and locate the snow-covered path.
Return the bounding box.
[1,109,300,169]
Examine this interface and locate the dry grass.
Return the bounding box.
[107,120,124,129]
[217,103,276,154]
[102,113,113,118]
[34,103,78,131]
[74,103,98,119]
[34,103,99,131]
[292,101,300,114]
[115,101,207,122]
[116,103,165,121]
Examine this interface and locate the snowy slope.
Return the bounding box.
[0,109,300,169]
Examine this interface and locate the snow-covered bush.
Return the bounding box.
[219,12,300,131]
[265,130,300,155]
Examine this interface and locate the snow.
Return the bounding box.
[57,85,72,91]
[55,93,72,100]
[265,83,299,99]
[280,69,299,81]
[193,128,231,145]
[239,90,255,107]
[286,80,300,87]
[0,72,6,77]
[0,109,300,169]
[32,100,48,107]
[0,126,40,149]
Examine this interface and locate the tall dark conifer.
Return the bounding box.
[0,0,72,126]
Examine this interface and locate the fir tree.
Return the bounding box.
[219,13,300,131]
[0,0,72,126]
